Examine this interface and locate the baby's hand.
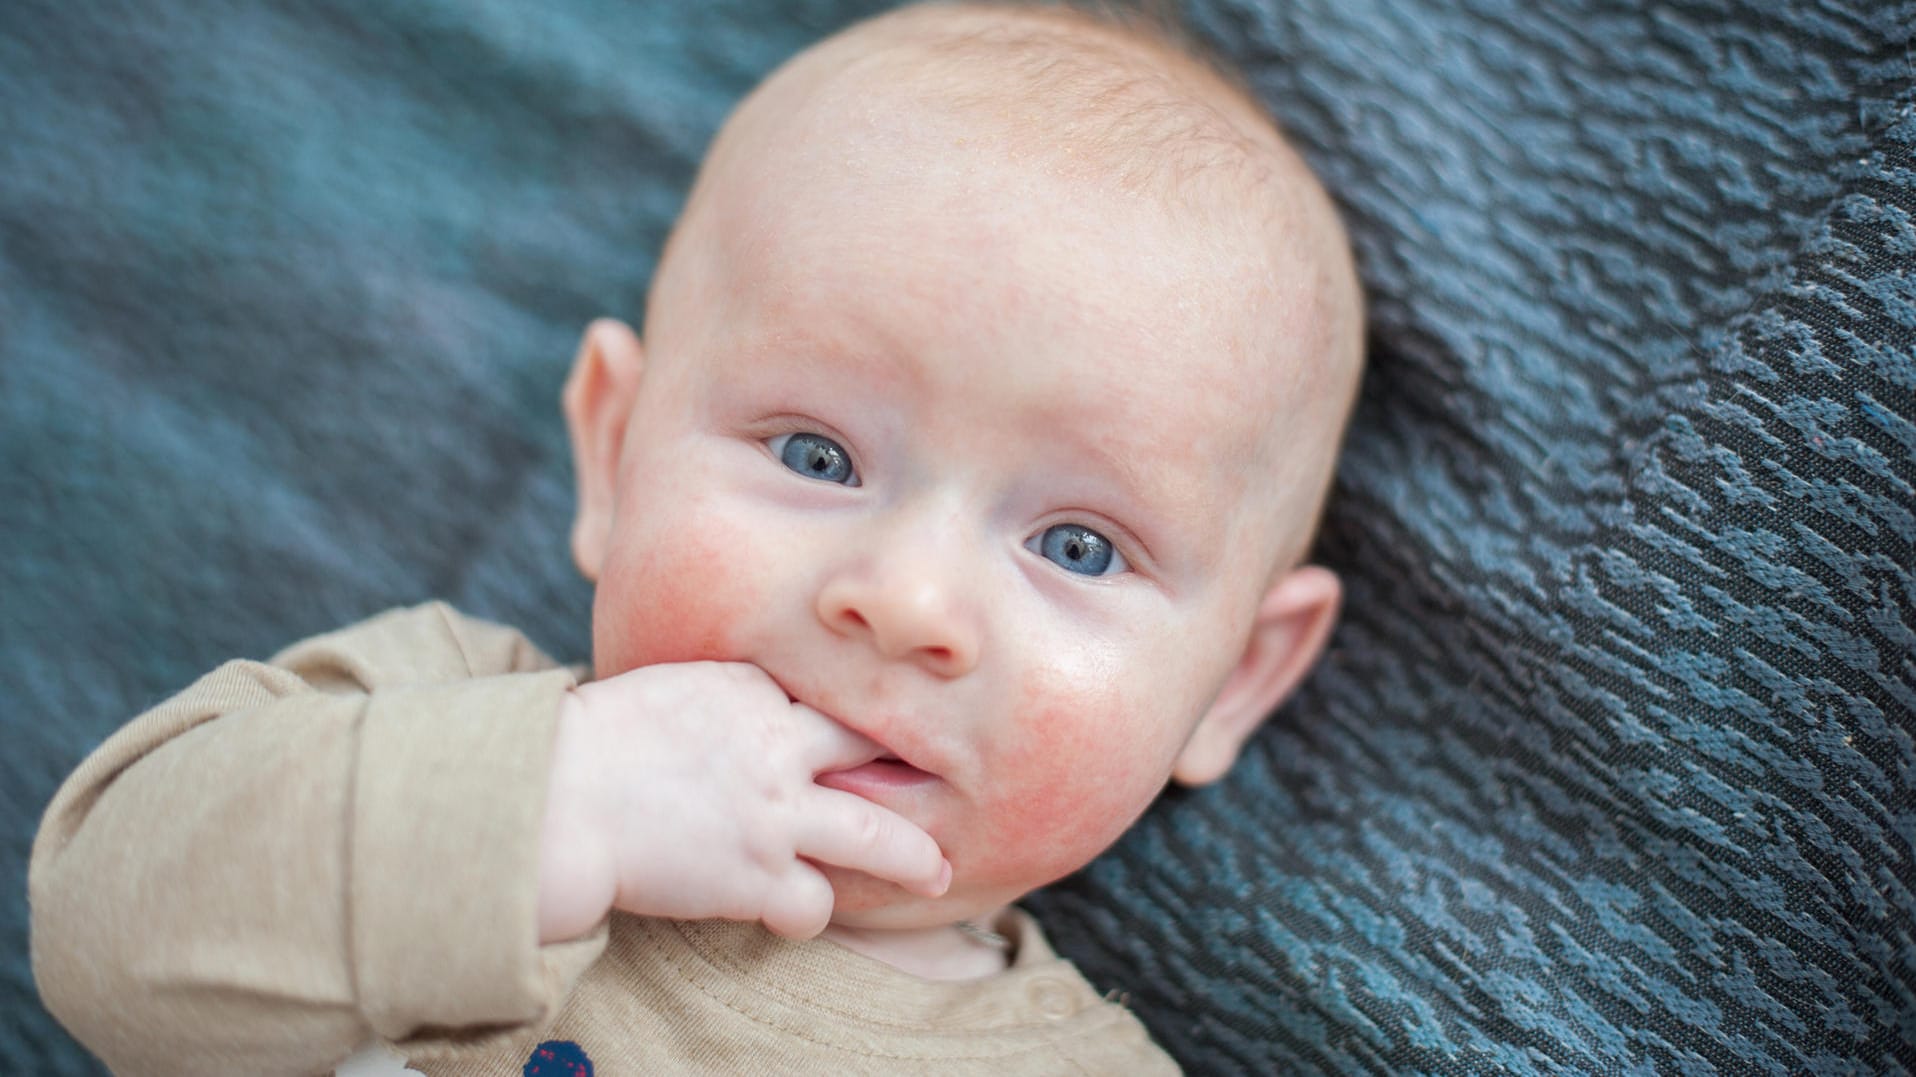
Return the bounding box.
[535,662,950,943]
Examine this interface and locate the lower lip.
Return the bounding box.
[817,759,939,798]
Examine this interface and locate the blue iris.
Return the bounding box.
[776,432,856,485]
[1037,523,1116,576]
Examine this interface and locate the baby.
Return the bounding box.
[31,1,1363,1074]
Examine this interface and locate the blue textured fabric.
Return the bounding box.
[3,0,1911,1072]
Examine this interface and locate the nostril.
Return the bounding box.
[840,609,869,631]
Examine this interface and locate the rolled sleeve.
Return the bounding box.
[351,668,577,1038]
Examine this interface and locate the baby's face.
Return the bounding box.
[577,75,1345,929]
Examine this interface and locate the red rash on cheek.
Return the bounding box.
[959,684,1165,893]
[592,522,762,677]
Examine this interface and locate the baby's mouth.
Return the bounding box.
[817,751,938,794]
[776,677,938,787]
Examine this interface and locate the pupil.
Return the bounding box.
[809,449,828,472]
[1065,538,1085,561]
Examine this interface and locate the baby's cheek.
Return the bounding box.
[592,517,763,677]
[964,687,1166,891]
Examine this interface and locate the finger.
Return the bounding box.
[794,789,950,898]
[758,861,835,940]
[785,702,891,772]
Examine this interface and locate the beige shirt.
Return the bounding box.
[30,603,1178,1076]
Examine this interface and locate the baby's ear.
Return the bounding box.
[1173,566,1341,787]
[562,319,646,581]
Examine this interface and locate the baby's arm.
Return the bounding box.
[29,604,583,1076]
[534,662,951,944]
[31,605,948,1075]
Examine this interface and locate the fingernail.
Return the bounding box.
[934,859,952,896]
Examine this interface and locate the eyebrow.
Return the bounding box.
[1031,414,1226,571]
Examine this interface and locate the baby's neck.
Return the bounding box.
[820,912,1012,981]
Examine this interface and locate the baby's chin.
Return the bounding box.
[820,865,1012,931]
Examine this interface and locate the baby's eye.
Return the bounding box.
[769,432,858,486]
[1029,523,1127,577]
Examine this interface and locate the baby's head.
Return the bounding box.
[563,1,1363,929]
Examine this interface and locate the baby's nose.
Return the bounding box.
[815,567,979,678]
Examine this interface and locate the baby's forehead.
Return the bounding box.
[695,2,1357,336]
[784,5,1290,207]
[663,2,1363,560]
